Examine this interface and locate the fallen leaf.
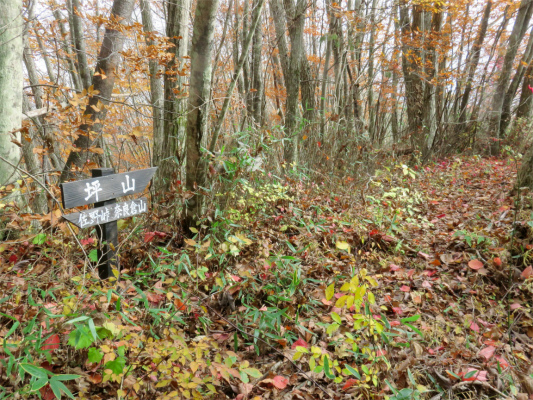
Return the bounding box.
[400,285,410,292]
[41,334,60,351]
[521,266,533,279]
[478,345,495,361]
[342,378,358,391]
[468,259,483,270]
[272,375,289,389]
[291,338,309,349]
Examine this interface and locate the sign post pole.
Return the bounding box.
[92,168,118,279]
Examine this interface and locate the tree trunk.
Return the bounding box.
[457,0,492,127]
[516,61,533,120]
[422,6,443,159]
[488,0,533,153]
[70,0,92,90]
[157,0,190,190]
[400,1,425,152]
[500,24,533,135]
[0,0,23,186]
[250,0,263,124]
[283,0,306,163]
[140,0,164,169]
[51,2,82,92]
[60,0,135,181]
[184,0,219,228]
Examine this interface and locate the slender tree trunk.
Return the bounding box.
[60,0,135,181]
[184,0,220,228]
[209,0,265,153]
[320,38,331,137]
[51,2,82,92]
[516,62,533,120]
[457,0,492,127]
[250,0,263,124]
[70,0,92,90]
[0,0,23,186]
[21,95,47,214]
[140,0,164,168]
[367,0,378,141]
[500,24,533,135]
[488,0,533,152]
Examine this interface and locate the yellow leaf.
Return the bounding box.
[336,240,351,253]
[325,283,335,301]
[368,292,376,305]
[335,295,348,308]
[184,238,196,246]
[189,227,198,233]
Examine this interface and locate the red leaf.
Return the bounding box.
[461,369,488,382]
[343,378,358,391]
[521,265,533,279]
[468,259,483,270]
[418,252,431,260]
[494,355,509,369]
[230,275,242,282]
[40,385,56,400]
[9,254,17,263]
[272,375,289,389]
[390,264,401,271]
[80,238,94,246]
[291,338,309,349]
[390,320,401,326]
[436,214,446,219]
[392,307,403,315]
[41,334,60,351]
[510,303,522,310]
[478,345,495,361]
[144,232,156,243]
[145,292,164,304]
[493,257,502,267]
[400,285,410,292]
[470,322,480,333]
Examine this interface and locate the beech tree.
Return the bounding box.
[0,0,23,186]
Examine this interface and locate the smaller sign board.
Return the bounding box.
[63,197,147,228]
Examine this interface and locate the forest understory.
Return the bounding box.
[1,155,532,400]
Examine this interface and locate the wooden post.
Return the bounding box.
[92,168,118,279]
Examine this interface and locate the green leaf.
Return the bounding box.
[88,348,103,363]
[68,326,94,349]
[464,370,477,379]
[105,357,126,375]
[31,376,49,391]
[88,249,98,262]
[33,233,47,245]
[49,377,76,399]
[404,323,423,337]
[345,364,361,379]
[242,368,262,378]
[400,315,420,323]
[20,363,49,380]
[331,312,341,324]
[66,316,89,324]
[88,319,98,341]
[325,283,335,301]
[323,356,335,379]
[52,374,81,381]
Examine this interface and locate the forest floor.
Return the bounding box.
[1,155,533,400]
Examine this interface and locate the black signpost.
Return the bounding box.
[60,167,156,279]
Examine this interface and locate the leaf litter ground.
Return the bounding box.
[0,156,532,400]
